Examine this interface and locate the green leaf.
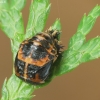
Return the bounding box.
[68,5,100,53]
[0,9,25,60]
[0,1,25,60]
[79,37,100,62]
[54,51,81,75]
[0,9,24,40]
[25,0,51,39]
[54,5,100,76]
[51,18,61,31]
[9,0,26,11]
[0,7,25,59]
[0,0,9,10]
[1,79,9,100]
[6,74,22,99]
[55,37,100,75]
[1,74,35,100]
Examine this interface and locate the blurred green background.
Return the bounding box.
[1,0,100,100]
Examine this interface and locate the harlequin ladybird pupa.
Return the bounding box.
[14,28,63,84]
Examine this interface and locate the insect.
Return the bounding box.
[14,28,63,84]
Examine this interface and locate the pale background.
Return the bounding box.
[0,0,100,100]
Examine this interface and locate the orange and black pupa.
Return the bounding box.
[14,28,63,84]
